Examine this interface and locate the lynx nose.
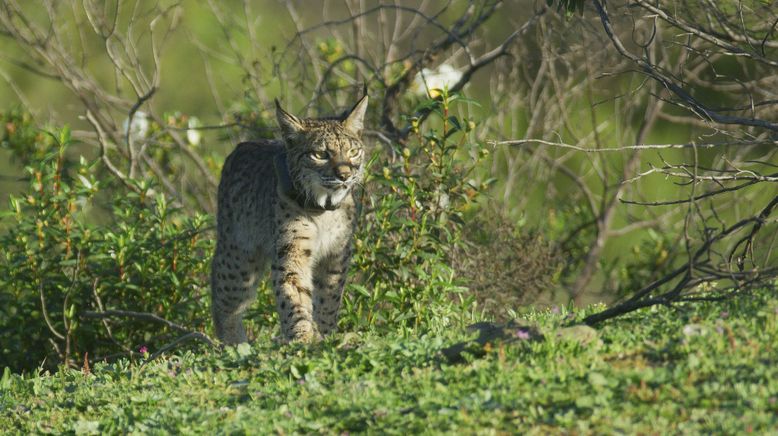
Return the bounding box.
[334,165,352,181]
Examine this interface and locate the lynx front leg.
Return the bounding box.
[211,247,263,344]
[313,251,351,335]
[272,227,321,343]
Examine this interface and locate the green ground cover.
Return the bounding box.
[2,288,777,434]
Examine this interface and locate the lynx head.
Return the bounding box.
[275,95,368,210]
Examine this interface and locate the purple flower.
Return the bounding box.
[551,306,561,315]
[515,329,531,340]
[720,311,729,319]
[138,345,148,355]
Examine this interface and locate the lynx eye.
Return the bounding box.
[347,148,362,158]
[310,150,330,160]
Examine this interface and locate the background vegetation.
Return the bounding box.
[0,0,775,402]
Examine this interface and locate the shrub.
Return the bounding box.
[0,128,212,372]
[1,108,56,166]
[343,91,484,332]
[451,211,562,319]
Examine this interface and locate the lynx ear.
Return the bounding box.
[342,95,368,137]
[275,99,304,138]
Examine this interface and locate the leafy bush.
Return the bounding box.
[1,108,56,166]
[343,91,484,332]
[0,127,212,372]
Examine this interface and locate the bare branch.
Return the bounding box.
[591,0,778,133]
[491,138,777,152]
[81,309,194,335]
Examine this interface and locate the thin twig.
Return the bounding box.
[81,309,193,334]
[491,138,777,152]
[142,332,218,365]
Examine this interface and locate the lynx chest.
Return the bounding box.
[309,208,353,261]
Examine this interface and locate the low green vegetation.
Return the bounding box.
[2,287,776,434]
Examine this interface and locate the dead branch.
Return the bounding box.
[582,195,778,325]
[492,138,778,152]
[81,309,194,335]
[591,0,778,133]
[143,332,218,365]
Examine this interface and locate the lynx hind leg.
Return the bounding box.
[211,246,263,344]
[313,252,351,335]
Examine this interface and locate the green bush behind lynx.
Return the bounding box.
[345,91,483,331]
[0,123,213,372]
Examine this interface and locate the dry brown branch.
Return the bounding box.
[563,0,778,323]
[143,332,218,364]
[583,194,778,325]
[81,309,194,334]
[492,138,778,152]
[81,309,217,364]
[592,0,778,132]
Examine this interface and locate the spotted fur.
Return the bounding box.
[211,96,368,344]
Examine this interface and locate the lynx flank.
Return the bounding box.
[211,95,368,344]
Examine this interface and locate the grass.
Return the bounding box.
[2,289,777,434]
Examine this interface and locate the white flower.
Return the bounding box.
[437,192,450,210]
[682,323,707,337]
[411,64,464,97]
[186,116,202,146]
[122,111,149,142]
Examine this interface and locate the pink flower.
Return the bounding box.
[138,345,148,355]
[515,329,531,340]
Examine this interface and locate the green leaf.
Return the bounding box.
[0,367,12,389]
[588,372,608,388]
[290,364,301,379]
[73,420,100,435]
[236,342,252,358]
[575,395,595,409]
[59,125,71,146]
